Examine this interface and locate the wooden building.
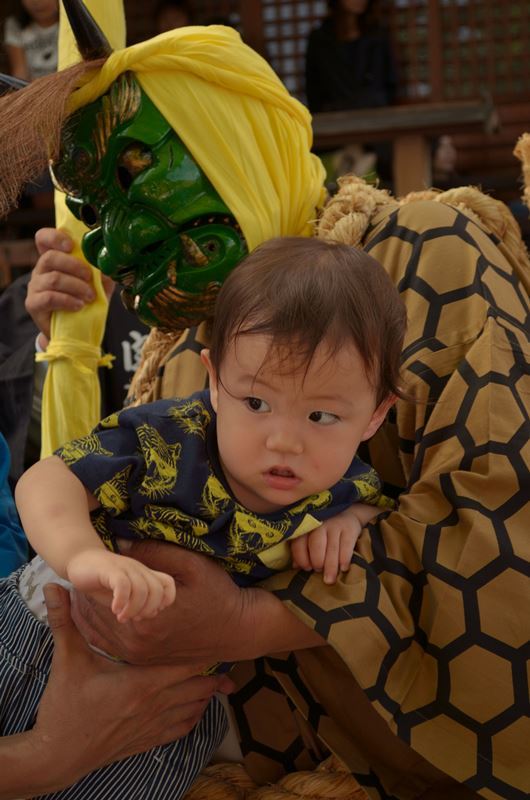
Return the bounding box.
[1,0,529,200]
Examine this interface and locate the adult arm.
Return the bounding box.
[4,18,30,82]
[72,539,325,666]
[0,583,233,800]
[4,44,29,81]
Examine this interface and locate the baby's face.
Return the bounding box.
[203,334,389,514]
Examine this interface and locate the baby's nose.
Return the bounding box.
[265,426,303,455]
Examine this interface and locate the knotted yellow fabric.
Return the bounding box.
[66,25,326,250]
[40,1,126,458]
[37,339,114,373]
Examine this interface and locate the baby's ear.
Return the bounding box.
[360,394,396,441]
[200,349,218,410]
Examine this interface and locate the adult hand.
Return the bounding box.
[71,541,324,667]
[1,583,233,799]
[26,228,115,347]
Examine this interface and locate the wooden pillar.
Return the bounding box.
[239,0,265,56]
[392,134,432,196]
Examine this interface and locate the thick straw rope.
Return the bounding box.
[183,756,367,800]
[317,176,530,295]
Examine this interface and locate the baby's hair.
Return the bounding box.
[209,237,407,405]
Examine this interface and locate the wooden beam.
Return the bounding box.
[239,0,265,56]
[312,99,496,197]
[312,100,495,148]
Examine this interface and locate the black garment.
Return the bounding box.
[0,273,149,484]
[305,18,397,113]
[0,275,39,485]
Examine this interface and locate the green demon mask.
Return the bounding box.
[51,73,248,329]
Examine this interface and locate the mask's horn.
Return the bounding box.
[62,0,113,60]
[0,74,29,94]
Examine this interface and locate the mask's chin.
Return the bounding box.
[120,281,220,330]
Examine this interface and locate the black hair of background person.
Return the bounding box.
[154,0,194,32]
[7,0,32,29]
[305,0,398,114]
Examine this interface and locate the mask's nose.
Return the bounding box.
[84,204,172,277]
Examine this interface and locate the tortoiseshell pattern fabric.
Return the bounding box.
[142,200,530,799]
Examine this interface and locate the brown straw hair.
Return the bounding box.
[209,237,407,405]
[0,59,104,218]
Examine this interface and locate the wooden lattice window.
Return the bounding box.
[438,0,530,102]
[245,0,530,107]
[385,0,431,101]
[260,0,328,100]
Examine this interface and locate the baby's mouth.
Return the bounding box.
[263,467,301,490]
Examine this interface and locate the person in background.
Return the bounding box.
[3,1,59,207]
[154,0,193,33]
[305,0,397,187]
[3,0,59,81]
[306,0,396,114]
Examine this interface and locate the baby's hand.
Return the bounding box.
[290,507,364,585]
[66,548,176,623]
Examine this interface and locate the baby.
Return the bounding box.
[17,236,406,624]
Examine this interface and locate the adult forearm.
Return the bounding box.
[72,542,326,667]
[0,731,68,799]
[230,585,326,661]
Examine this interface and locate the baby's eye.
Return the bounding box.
[245,397,270,413]
[309,411,339,425]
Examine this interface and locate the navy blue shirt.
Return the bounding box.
[56,391,387,586]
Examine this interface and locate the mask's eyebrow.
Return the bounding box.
[93,73,142,162]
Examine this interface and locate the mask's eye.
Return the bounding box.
[80,203,100,228]
[117,142,154,191]
[50,146,92,197]
[203,239,220,256]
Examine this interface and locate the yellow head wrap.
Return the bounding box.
[68,25,326,250]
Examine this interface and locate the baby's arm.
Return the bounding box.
[15,456,175,622]
[290,503,382,585]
